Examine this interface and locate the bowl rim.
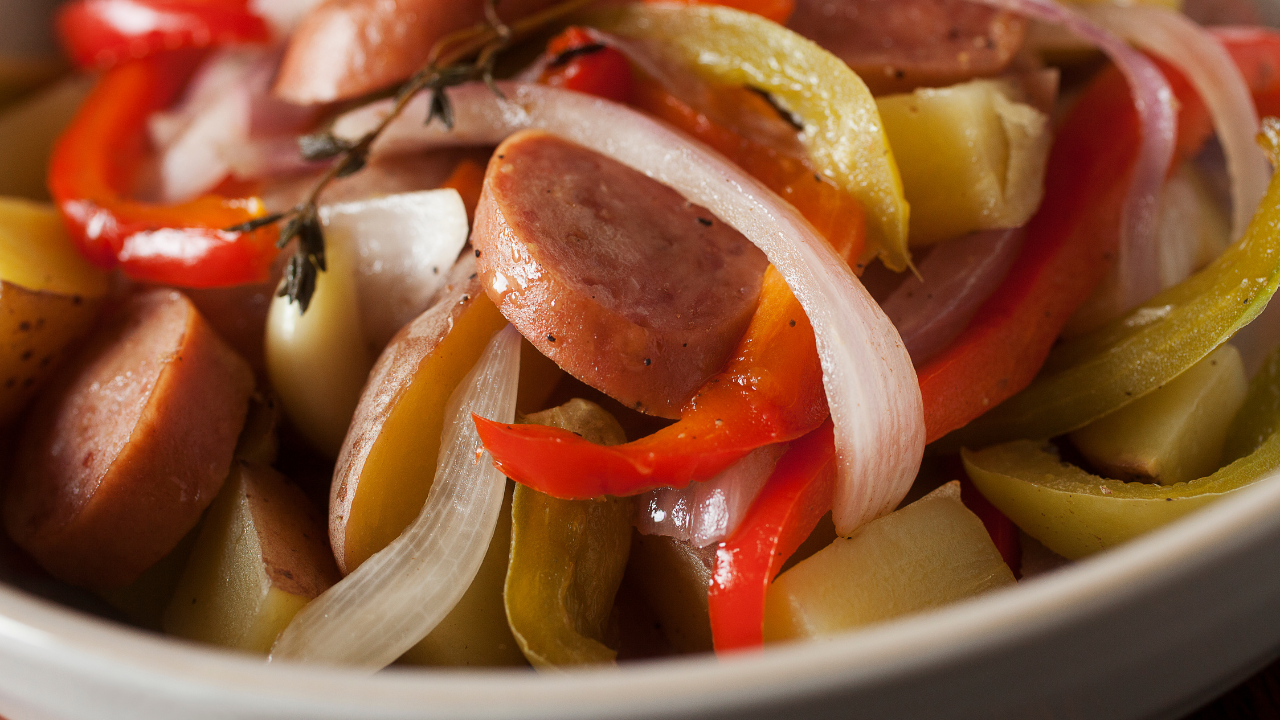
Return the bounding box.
[3,469,1280,719]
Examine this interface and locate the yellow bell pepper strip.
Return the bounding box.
[963,345,1280,559]
[917,52,1224,444]
[475,266,828,499]
[48,51,277,287]
[955,110,1280,447]
[707,420,834,652]
[595,3,911,271]
[504,400,633,667]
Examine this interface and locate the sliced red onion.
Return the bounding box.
[635,444,787,548]
[270,324,521,669]
[972,0,1177,315]
[248,0,326,36]
[1082,5,1269,243]
[148,47,318,200]
[149,48,255,202]
[335,82,926,535]
[882,228,1023,367]
[320,189,472,353]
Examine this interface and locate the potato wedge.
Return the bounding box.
[763,482,1014,642]
[1070,344,1247,485]
[877,78,1051,245]
[331,256,508,573]
[164,463,341,653]
[0,199,110,426]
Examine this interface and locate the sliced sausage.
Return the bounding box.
[473,130,768,419]
[3,289,254,590]
[788,0,1028,96]
[274,0,561,104]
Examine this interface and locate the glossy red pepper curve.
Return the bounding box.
[59,0,271,70]
[475,267,828,499]
[49,51,278,287]
[707,421,834,652]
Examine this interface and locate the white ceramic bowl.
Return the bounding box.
[3,467,1280,720]
[7,1,1280,718]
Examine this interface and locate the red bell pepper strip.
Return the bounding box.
[49,51,278,287]
[707,421,834,652]
[916,56,1215,444]
[475,266,829,499]
[645,0,796,25]
[539,27,635,104]
[58,0,271,70]
[955,465,1021,578]
[1214,27,1280,117]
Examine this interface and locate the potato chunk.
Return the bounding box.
[763,482,1014,642]
[877,78,1051,245]
[1070,344,1247,485]
[329,257,508,573]
[164,463,340,653]
[0,199,109,425]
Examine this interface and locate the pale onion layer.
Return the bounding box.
[975,0,1177,315]
[269,324,521,669]
[336,82,926,536]
[1083,5,1268,242]
[883,228,1024,367]
[635,444,787,548]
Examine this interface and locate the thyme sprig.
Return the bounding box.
[228,0,597,312]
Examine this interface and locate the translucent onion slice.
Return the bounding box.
[974,0,1177,314]
[335,82,926,535]
[322,189,471,353]
[269,324,521,669]
[882,228,1024,367]
[1082,4,1268,243]
[635,444,787,548]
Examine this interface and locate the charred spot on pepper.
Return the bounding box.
[697,218,714,227]
[746,86,804,131]
[17,321,30,332]
[547,335,556,343]
[549,42,608,68]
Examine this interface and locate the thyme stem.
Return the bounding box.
[238,0,598,311]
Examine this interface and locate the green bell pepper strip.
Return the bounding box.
[594,3,912,271]
[503,400,634,668]
[953,113,1280,448]
[963,348,1280,560]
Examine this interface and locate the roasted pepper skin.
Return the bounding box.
[503,401,633,667]
[59,0,271,70]
[707,421,834,652]
[48,52,277,287]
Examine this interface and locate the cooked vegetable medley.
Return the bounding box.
[4,0,1280,669]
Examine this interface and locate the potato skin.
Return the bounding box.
[3,289,254,590]
[0,280,100,427]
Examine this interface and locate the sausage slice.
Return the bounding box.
[4,289,254,589]
[473,130,768,418]
[274,0,562,104]
[789,0,1029,95]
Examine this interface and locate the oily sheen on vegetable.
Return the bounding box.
[269,325,520,669]
[335,81,925,536]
